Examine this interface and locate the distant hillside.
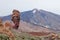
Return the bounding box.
[18,20,53,32]
[1,9,60,31]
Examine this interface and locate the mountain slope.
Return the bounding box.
[21,9,60,31]
[1,9,60,31]
[18,20,53,32]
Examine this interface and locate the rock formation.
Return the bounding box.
[11,9,20,29]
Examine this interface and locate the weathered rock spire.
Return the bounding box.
[11,9,20,29]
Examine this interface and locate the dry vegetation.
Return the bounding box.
[0,21,60,40]
[0,19,60,40]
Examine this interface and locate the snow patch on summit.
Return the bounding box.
[32,9,39,14]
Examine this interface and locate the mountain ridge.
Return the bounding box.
[1,9,60,32]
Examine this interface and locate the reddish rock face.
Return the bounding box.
[28,32,50,36]
[11,9,20,29]
[0,18,4,28]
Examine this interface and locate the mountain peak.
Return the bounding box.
[32,8,39,14]
[1,9,60,32]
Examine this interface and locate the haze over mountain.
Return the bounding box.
[1,9,60,32]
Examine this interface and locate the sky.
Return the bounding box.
[0,0,60,16]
